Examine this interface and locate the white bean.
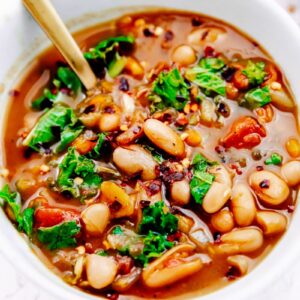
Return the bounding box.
[170,180,191,205]
[215,227,264,255]
[144,119,185,157]
[81,203,110,236]
[172,45,197,66]
[249,170,289,206]
[211,209,234,233]
[281,160,300,186]
[227,255,250,276]
[99,113,120,132]
[208,164,233,187]
[203,181,231,213]
[270,88,295,111]
[187,27,226,45]
[256,211,287,236]
[231,184,256,227]
[113,145,157,180]
[86,255,118,289]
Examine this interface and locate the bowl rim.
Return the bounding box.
[0,1,300,300]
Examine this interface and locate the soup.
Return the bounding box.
[1,11,300,299]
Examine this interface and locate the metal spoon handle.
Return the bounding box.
[23,0,97,90]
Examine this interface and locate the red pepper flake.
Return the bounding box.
[164,30,174,41]
[106,291,119,300]
[110,201,122,212]
[104,106,115,114]
[230,164,242,175]
[213,232,222,243]
[167,231,182,242]
[140,200,151,208]
[256,165,264,171]
[215,145,225,154]
[259,179,270,189]
[176,116,189,126]
[191,18,202,27]
[119,77,129,92]
[60,87,71,95]
[226,266,240,280]
[204,46,218,58]
[84,242,94,254]
[9,89,20,97]
[143,28,155,37]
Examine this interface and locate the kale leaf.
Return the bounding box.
[143,145,165,164]
[86,133,106,159]
[0,185,34,236]
[243,86,271,109]
[32,89,56,111]
[112,225,124,235]
[23,105,83,154]
[84,35,134,78]
[57,67,81,93]
[37,220,81,250]
[242,60,266,86]
[199,57,225,72]
[135,231,174,266]
[32,67,81,110]
[57,147,102,199]
[108,226,173,267]
[108,201,178,267]
[151,68,189,111]
[190,154,216,204]
[186,63,226,96]
[139,201,178,235]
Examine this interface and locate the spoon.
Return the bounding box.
[23,0,97,90]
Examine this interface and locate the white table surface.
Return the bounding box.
[0,0,300,299]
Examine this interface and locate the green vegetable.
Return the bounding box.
[264,153,283,165]
[86,133,106,159]
[32,89,56,110]
[84,35,134,78]
[21,208,35,236]
[31,67,81,111]
[109,227,173,267]
[0,185,34,236]
[242,60,266,86]
[23,106,83,153]
[243,86,271,109]
[57,67,81,93]
[112,226,124,235]
[96,250,108,256]
[186,67,226,96]
[199,57,225,72]
[135,231,174,266]
[143,145,164,164]
[57,147,102,199]
[108,54,128,78]
[190,154,216,204]
[37,220,81,250]
[139,201,178,235]
[151,68,189,111]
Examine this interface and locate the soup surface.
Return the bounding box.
[1,11,300,300]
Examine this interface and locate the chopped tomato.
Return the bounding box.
[220,116,266,149]
[35,207,80,228]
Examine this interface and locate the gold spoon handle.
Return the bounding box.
[23,0,97,90]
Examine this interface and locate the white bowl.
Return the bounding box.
[0,0,299,299]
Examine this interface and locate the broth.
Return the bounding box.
[1,11,300,300]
